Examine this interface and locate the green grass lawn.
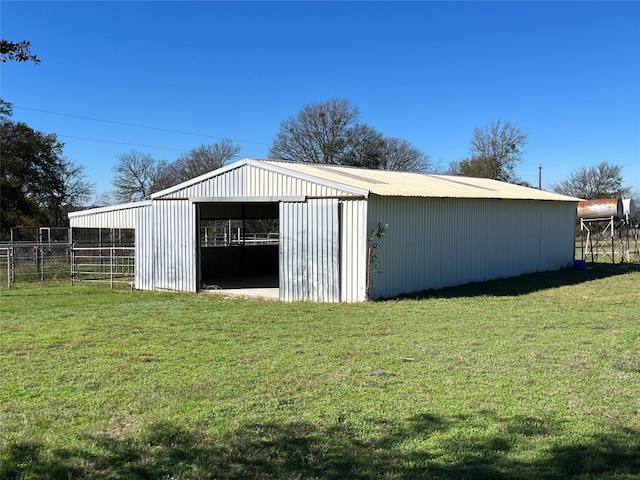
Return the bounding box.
[1,265,639,479]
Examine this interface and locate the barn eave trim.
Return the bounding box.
[189,196,307,203]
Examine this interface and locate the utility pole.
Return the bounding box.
[538,164,542,190]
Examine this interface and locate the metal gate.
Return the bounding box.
[279,199,340,302]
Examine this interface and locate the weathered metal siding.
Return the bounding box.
[159,163,354,199]
[367,196,576,299]
[340,199,368,302]
[151,200,197,292]
[280,199,340,302]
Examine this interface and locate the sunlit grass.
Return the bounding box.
[1,265,639,479]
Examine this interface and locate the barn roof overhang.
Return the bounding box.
[188,196,307,204]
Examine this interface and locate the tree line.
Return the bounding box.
[1,39,635,239]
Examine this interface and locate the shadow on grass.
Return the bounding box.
[403,263,640,299]
[3,411,639,479]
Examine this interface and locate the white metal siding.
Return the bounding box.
[160,163,355,199]
[69,203,148,229]
[340,199,368,302]
[163,167,246,198]
[280,199,340,302]
[367,196,576,299]
[151,200,197,292]
[135,206,154,291]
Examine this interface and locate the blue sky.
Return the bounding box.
[2,1,639,199]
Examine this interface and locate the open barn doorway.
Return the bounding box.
[197,201,279,297]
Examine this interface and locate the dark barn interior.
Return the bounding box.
[198,202,279,288]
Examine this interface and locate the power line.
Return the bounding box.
[13,105,271,147]
[58,134,190,152]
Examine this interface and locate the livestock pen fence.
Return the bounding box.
[70,245,135,289]
[0,227,135,289]
[0,228,73,288]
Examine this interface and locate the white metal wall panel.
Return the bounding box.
[135,206,154,291]
[340,199,368,302]
[540,201,577,268]
[164,166,247,198]
[245,166,351,198]
[367,196,576,300]
[280,199,340,302]
[152,200,197,292]
[69,203,148,229]
[159,163,355,200]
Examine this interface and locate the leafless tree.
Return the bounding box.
[379,137,432,172]
[57,157,94,220]
[270,98,431,172]
[449,119,528,183]
[170,139,240,183]
[112,150,160,202]
[270,98,360,165]
[552,161,631,199]
[341,123,385,168]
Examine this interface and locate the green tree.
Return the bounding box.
[449,119,528,183]
[0,105,92,236]
[0,39,40,64]
[552,161,631,199]
[1,41,92,235]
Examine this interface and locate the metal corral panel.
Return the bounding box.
[69,201,151,229]
[367,196,576,299]
[151,200,197,292]
[280,199,340,302]
[157,161,359,199]
[340,199,368,302]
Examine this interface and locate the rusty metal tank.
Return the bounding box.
[577,198,623,219]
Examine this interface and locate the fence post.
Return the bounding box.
[70,243,75,286]
[110,247,114,289]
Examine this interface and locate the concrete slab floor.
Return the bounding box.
[201,275,280,300]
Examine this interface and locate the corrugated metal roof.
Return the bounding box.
[261,160,581,202]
